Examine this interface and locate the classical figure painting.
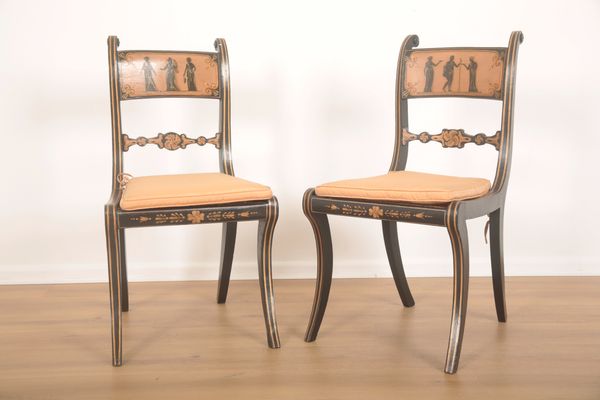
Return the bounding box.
[141,56,157,91]
[464,56,478,92]
[183,57,197,91]
[442,55,460,92]
[161,57,179,91]
[423,56,441,92]
[118,51,219,99]
[403,49,504,99]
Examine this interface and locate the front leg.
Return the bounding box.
[104,205,123,366]
[444,202,470,374]
[303,189,333,342]
[257,198,281,348]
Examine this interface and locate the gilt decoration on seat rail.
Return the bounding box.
[325,203,434,221]
[127,209,260,226]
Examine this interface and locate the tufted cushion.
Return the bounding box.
[120,173,272,211]
[315,171,490,204]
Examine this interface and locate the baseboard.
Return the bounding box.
[1,257,598,285]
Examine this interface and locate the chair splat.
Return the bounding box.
[121,132,221,151]
[401,128,500,150]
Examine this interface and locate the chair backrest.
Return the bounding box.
[106,36,234,196]
[389,32,524,194]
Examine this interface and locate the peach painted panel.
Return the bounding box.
[403,49,505,99]
[118,51,219,100]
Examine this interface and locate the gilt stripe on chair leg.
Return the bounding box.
[444,202,470,374]
[105,205,123,366]
[257,198,281,348]
[303,189,334,342]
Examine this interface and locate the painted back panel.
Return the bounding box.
[403,48,506,99]
[118,51,219,100]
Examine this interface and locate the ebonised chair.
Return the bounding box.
[104,37,280,366]
[302,32,523,373]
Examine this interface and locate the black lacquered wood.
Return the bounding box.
[303,189,334,342]
[257,198,281,348]
[104,36,280,366]
[105,36,124,367]
[302,32,523,374]
[117,201,267,228]
[217,222,237,304]
[311,196,447,226]
[118,228,129,312]
[382,221,415,307]
[104,203,122,366]
[444,202,469,374]
[489,207,507,322]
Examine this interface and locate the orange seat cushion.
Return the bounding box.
[120,173,273,211]
[315,171,490,204]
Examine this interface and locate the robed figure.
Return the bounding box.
[423,56,441,92]
[464,57,478,92]
[161,57,179,91]
[142,57,157,91]
[183,57,197,91]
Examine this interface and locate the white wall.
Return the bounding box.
[0,0,598,284]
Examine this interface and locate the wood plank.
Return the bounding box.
[0,277,599,399]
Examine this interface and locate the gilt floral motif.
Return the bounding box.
[435,129,470,148]
[368,206,384,218]
[205,82,219,97]
[120,84,135,100]
[163,132,183,150]
[187,211,205,224]
[205,54,218,69]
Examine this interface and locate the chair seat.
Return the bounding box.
[315,171,490,204]
[120,173,273,211]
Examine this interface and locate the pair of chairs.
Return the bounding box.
[105,32,523,374]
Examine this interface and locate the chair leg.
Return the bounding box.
[104,206,123,366]
[302,189,333,342]
[489,207,507,322]
[444,203,470,374]
[257,198,281,348]
[118,228,129,312]
[382,220,415,307]
[217,222,237,304]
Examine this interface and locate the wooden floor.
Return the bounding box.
[0,277,599,399]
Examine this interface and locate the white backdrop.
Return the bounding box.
[0,0,598,284]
